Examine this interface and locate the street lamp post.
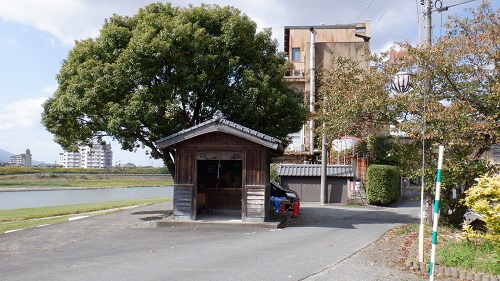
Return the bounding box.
[392,71,426,264]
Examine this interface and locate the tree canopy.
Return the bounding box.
[42,3,307,175]
[387,0,499,223]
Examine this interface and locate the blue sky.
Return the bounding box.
[0,0,493,166]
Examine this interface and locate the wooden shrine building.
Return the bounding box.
[155,111,283,223]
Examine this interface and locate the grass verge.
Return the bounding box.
[436,236,500,275]
[0,197,171,233]
[402,223,500,276]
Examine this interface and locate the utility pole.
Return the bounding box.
[320,112,327,205]
[309,27,317,157]
[424,0,432,47]
[418,0,432,264]
[310,26,326,205]
[423,0,432,225]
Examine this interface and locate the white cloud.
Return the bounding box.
[0,97,47,130]
[0,0,423,51]
[0,0,493,52]
[42,85,57,95]
[0,0,91,45]
[0,0,149,45]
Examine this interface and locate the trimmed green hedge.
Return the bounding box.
[366,164,400,205]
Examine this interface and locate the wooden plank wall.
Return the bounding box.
[174,147,196,220]
[173,184,195,219]
[176,148,195,184]
[245,185,266,218]
[245,148,271,219]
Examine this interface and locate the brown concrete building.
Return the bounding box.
[283,21,371,154]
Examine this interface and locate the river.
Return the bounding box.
[0,186,174,210]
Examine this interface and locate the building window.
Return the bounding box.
[494,144,500,162]
[291,48,300,62]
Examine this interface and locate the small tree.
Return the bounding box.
[316,53,399,143]
[387,1,500,224]
[366,135,401,166]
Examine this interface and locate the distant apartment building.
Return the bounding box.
[283,21,371,153]
[482,144,500,165]
[10,149,32,166]
[59,141,113,168]
[58,151,81,168]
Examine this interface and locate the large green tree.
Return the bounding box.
[391,1,499,224]
[42,3,307,176]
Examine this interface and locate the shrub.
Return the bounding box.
[464,176,500,238]
[366,164,400,205]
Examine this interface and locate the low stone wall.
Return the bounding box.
[405,261,499,281]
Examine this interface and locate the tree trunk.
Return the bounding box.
[161,148,176,181]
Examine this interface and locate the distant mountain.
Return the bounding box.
[0,148,14,163]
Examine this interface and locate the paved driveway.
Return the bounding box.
[0,200,425,281]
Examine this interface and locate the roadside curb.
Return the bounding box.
[405,260,500,281]
[156,213,291,229]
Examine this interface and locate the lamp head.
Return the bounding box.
[391,71,412,93]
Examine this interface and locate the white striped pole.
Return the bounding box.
[429,145,444,280]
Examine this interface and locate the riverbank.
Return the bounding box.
[0,173,173,191]
[0,185,172,192]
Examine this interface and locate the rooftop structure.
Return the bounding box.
[283,21,371,154]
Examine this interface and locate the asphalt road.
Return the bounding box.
[0,199,424,281]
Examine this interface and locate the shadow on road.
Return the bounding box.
[289,200,420,229]
[131,209,172,222]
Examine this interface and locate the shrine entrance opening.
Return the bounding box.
[197,160,242,210]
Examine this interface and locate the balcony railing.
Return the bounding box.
[285,61,305,77]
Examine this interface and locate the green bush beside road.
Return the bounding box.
[366,164,400,205]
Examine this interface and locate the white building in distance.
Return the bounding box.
[10,149,32,166]
[59,141,113,168]
[58,151,80,168]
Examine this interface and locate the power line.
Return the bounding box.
[372,0,393,32]
[358,0,375,19]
